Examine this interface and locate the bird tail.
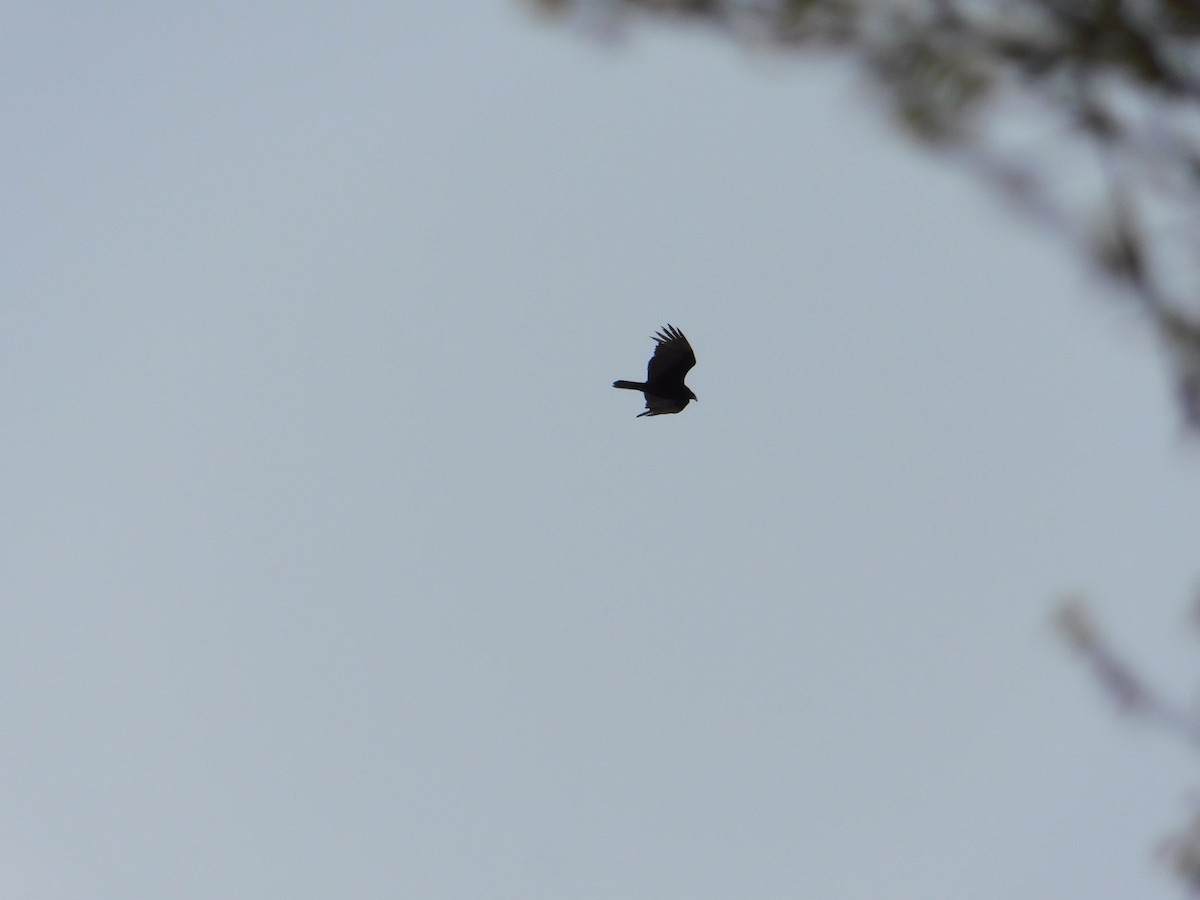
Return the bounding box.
[612,380,644,390]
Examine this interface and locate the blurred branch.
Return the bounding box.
[1161,807,1200,898]
[1053,598,1200,749]
[530,0,1200,431]
[1054,596,1200,892]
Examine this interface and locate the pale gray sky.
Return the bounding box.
[4,4,1200,899]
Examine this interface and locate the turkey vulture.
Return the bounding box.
[613,324,698,417]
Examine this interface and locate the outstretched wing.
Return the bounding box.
[645,324,696,386]
[638,392,689,417]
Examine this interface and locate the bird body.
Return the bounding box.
[612,324,698,417]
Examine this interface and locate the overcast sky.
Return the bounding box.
[5,4,1200,899]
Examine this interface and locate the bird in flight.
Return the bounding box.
[613,324,698,417]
